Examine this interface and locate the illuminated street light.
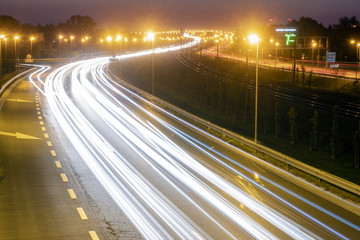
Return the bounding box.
[275,42,279,67]
[248,34,259,143]
[0,34,4,86]
[59,35,63,57]
[116,35,122,55]
[351,40,360,80]
[70,36,74,49]
[14,36,19,69]
[312,42,317,71]
[30,37,35,56]
[4,37,7,59]
[147,32,155,95]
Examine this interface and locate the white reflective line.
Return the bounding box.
[76,207,88,220]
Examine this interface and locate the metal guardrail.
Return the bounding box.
[0,67,35,97]
[108,69,360,197]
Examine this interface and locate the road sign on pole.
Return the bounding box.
[326,52,336,63]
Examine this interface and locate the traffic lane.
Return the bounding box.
[69,72,358,239]
[41,78,144,240]
[66,74,251,239]
[145,100,360,238]
[0,79,99,239]
[96,76,360,238]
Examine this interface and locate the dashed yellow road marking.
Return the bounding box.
[38,116,42,120]
[44,133,48,138]
[50,150,56,156]
[36,107,40,110]
[89,231,100,240]
[76,207,88,220]
[41,127,46,131]
[37,111,41,115]
[60,173,68,182]
[55,161,62,168]
[67,189,77,199]
[40,121,44,125]
[47,141,52,147]
[36,104,39,107]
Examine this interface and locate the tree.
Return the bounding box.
[60,15,96,37]
[309,110,318,151]
[331,105,340,159]
[353,121,360,168]
[287,17,327,37]
[274,101,281,138]
[288,106,298,144]
[0,15,20,34]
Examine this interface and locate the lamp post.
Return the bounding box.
[70,36,74,50]
[275,42,279,67]
[106,36,112,53]
[116,35,122,56]
[14,36,19,70]
[147,32,155,95]
[249,34,259,144]
[311,42,316,71]
[4,37,7,59]
[58,35,63,57]
[0,34,4,87]
[30,37,34,56]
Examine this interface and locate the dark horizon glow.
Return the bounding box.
[1,0,360,29]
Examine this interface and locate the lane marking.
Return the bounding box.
[44,133,48,138]
[55,161,62,168]
[67,189,77,199]
[38,116,42,120]
[60,173,68,182]
[50,150,56,156]
[37,111,41,115]
[40,121,44,125]
[76,207,88,220]
[41,127,46,131]
[89,231,100,240]
[36,104,39,107]
[36,107,40,110]
[47,141,52,147]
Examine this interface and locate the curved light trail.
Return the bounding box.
[34,37,360,239]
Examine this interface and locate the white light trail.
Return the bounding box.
[42,37,359,240]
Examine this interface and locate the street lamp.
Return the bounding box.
[30,37,35,56]
[70,36,74,50]
[352,41,360,80]
[58,35,63,57]
[4,37,7,59]
[14,36,19,69]
[275,42,279,67]
[116,35,122,55]
[312,42,317,71]
[147,32,155,95]
[249,34,259,144]
[0,34,4,87]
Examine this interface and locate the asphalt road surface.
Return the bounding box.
[43,43,360,239]
[0,72,142,239]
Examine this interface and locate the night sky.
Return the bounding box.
[1,0,359,29]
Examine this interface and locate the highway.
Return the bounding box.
[39,39,360,239]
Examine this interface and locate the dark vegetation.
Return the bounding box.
[110,49,360,185]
